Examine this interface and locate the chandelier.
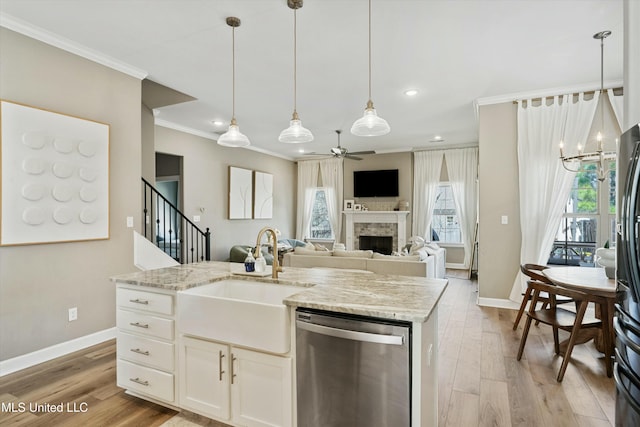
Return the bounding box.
[559,30,615,181]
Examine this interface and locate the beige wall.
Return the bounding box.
[154,126,297,261]
[342,152,413,245]
[0,29,141,360]
[478,102,521,300]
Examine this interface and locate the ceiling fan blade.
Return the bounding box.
[344,154,363,160]
[349,150,376,155]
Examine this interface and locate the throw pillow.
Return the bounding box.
[313,244,331,251]
[333,249,374,258]
[294,247,333,256]
[426,242,441,250]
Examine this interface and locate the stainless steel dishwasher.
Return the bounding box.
[296,308,411,427]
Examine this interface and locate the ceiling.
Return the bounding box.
[0,0,624,160]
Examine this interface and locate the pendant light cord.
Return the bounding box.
[599,34,604,139]
[231,25,236,121]
[368,0,372,102]
[293,7,298,114]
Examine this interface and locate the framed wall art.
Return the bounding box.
[253,171,273,219]
[0,100,110,246]
[344,199,354,211]
[228,166,253,219]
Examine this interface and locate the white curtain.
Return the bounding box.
[412,150,445,239]
[509,93,599,301]
[296,160,320,240]
[319,157,344,241]
[607,89,624,131]
[444,147,478,268]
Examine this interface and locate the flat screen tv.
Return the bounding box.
[353,169,399,197]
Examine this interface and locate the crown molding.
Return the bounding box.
[474,80,624,107]
[155,119,295,161]
[0,13,147,80]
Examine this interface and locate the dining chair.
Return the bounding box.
[516,280,613,382]
[512,264,573,330]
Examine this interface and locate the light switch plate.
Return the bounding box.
[193,215,201,223]
[501,215,508,225]
[126,216,134,228]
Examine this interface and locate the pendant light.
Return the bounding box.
[217,17,250,147]
[351,0,390,137]
[279,0,313,143]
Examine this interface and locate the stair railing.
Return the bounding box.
[141,177,211,263]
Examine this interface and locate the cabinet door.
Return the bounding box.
[231,347,292,427]
[179,337,230,420]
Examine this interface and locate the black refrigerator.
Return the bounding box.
[615,123,640,425]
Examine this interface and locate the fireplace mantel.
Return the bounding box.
[343,211,409,252]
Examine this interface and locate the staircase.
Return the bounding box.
[141,177,211,263]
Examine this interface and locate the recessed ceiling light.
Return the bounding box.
[433,135,442,140]
[404,89,418,97]
[211,120,224,126]
[298,149,306,153]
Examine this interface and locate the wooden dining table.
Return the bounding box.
[543,266,616,354]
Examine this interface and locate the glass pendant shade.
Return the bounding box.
[279,112,314,143]
[217,119,250,147]
[351,102,390,137]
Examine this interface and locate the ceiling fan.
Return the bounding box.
[306,130,374,160]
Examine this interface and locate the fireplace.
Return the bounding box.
[359,235,393,255]
[343,211,409,253]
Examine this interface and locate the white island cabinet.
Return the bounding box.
[111,261,447,427]
[179,336,293,427]
[115,285,177,404]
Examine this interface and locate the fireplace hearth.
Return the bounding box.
[359,235,393,255]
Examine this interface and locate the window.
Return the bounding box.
[431,184,461,243]
[309,189,334,239]
[549,162,616,266]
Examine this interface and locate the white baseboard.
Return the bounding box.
[477,297,520,310]
[0,327,116,377]
[445,263,466,270]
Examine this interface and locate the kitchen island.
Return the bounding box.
[111,261,448,427]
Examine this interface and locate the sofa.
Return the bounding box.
[283,246,446,279]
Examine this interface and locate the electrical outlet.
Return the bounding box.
[68,307,78,322]
[193,215,201,223]
[501,215,509,225]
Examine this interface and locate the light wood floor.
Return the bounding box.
[0,271,615,426]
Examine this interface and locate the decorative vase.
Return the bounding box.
[595,247,616,279]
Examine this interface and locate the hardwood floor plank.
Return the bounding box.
[479,379,511,427]
[504,356,547,426]
[481,331,508,381]
[445,390,479,426]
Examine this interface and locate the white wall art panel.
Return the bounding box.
[253,171,273,219]
[1,101,110,245]
[228,166,253,219]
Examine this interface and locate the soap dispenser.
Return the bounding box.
[255,253,267,273]
[244,251,256,272]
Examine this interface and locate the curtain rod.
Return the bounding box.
[511,87,623,104]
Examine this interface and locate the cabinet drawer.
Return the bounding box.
[117,359,174,402]
[117,331,174,372]
[117,309,174,340]
[117,288,173,315]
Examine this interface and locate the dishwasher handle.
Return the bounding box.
[297,320,404,345]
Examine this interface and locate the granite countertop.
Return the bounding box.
[111,261,448,323]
